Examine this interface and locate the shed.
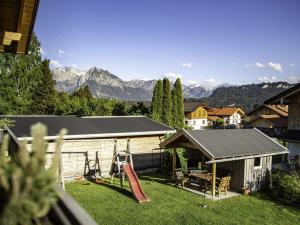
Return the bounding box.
[4,115,175,179]
[160,128,288,197]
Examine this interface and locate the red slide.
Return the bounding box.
[123,164,150,203]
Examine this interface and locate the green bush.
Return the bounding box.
[271,169,300,206]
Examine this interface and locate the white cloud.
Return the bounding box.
[268,62,282,72]
[257,76,277,82]
[287,75,300,83]
[252,62,283,72]
[181,62,193,68]
[50,60,62,68]
[289,63,295,67]
[247,62,283,72]
[70,64,78,68]
[231,62,237,66]
[58,49,65,57]
[255,62,265,68]
[39,47,46,55]
[163,72,182,81]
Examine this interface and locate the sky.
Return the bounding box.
[34,0,300,87]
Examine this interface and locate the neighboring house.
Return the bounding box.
[264,83,300,160]
[160,129,288,196]
[184,102,208,129]
[207,107,245,126]
[3,115,175,179]
[247,104,288,138]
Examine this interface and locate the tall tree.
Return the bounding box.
[29,59,56,114]
[0,33,43,114]
[161,78,172,126]
[151,80,163,122]
[72,85,93,100]
[173,78,185,130]
[171,87,177,128]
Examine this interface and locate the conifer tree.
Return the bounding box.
[174,78,185,130]
[151,80,163,122]
[171,87,177,128]
[28,59,56,114]
[161,78,172,126]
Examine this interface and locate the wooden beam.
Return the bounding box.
[172,147,176,180]
[177,142,198,149]
[211,161,216,198]
[4,31,22,41]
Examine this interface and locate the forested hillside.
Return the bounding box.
[199,82,293,112]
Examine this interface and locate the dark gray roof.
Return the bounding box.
[161,128,287,160]
[1,116,175,139]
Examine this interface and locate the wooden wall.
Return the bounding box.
[218,160,245,192]
[218,156,272,192]
[26,136,163,180]
[243,156,272,191]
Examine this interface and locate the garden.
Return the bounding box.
[66,173,300,225]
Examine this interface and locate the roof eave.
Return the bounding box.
[17,130,176,142]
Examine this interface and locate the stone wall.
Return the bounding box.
[27,135,164,180]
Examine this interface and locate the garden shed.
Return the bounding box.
[4,115,175,180]
[160,128,288,197]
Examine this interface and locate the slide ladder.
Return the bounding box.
[110,138,150,203]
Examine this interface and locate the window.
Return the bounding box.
[193,120,196,125]
[254,157,262,168]
[202,120,205,124]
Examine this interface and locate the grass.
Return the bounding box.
[66,174,300,225]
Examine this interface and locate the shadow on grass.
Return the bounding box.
[250,191,300,212]
[90,179,134,201]
[138,173,174,186]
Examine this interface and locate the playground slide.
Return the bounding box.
[123,164,150,203]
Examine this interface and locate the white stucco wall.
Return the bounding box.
[185,118,207,129]
[229,112,242,125]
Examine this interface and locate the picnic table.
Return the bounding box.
[189,173,220,191]
[189,173,220,182]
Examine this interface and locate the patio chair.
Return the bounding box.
[175,170,190,189]
[216,176,231,196]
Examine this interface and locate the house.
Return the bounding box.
[160,128,288,197]
[184,102,208,129]
[247,104,288,138]
[264,83,300,160]
[4,115,175,179]
[0,0,40,54]
[207,107,245,126]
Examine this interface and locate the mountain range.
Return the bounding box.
[52,66,294,111]
[52,66,211,100]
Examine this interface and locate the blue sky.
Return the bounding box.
[35,0,300,86]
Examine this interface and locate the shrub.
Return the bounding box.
[0,123,66,225]
[271,169,300,206]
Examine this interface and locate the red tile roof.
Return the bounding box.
[207,107,245,116]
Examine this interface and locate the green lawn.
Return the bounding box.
[66,174,300,225]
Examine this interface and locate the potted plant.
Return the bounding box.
[242,185,250,195]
